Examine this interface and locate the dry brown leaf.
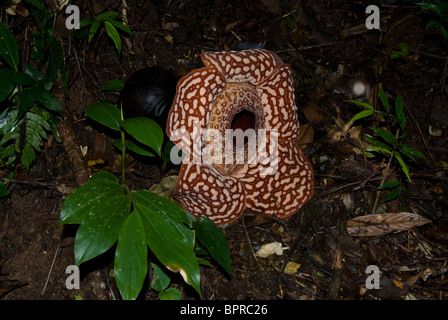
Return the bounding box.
[298,124,314,146]
[347,213,431,237]
[303,101,325,124]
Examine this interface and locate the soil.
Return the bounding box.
[1,0,448,301]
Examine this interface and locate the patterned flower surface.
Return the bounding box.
[166,49,314,225]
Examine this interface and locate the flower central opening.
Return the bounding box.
[231,109,256,132]
[231,108,256,147]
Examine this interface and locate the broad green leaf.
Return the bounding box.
[84,102,121,131]
[135,201,201,295]
[100,78,124,92]
[24,64,42,82]
[395,94,406,129]
[159,288,181,300]
[132,190,194,230]
[97,11,121,21]
[378,179,400,190]
[79,18,94,27]
[104,21,121,54]
[44,39,65,85]
[74,194,130,265]
[60,171,124,224]
[17,86,62,118]
[113,138,156,157]
[193,217,231,275]
[379,88,390,114]
[383,188,400,202]
[151,263,171,292]
[371,127,398,145]
[349,109,374,124]
[0,182,8,197]
[345,100,374,110]
[0,69,16,102]
[88,19,101,43]
[0,22,19,71]
[427,20,441,28]
[121,118,164,156]
[417,2,442,16]
[107,19,132,36]
[115,211,147,300]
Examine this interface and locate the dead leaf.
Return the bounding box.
[298,124,314,146]
[284,262,301,275]
[256,242,288,258]
[303,101,325,124]
[347,212,431,237]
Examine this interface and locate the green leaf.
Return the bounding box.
[151,263,171,292]
[378,179,400,190]
[441,24,448,40]
[0,182,8,197]
[418,2,442,16]
[74,194,130,265]
[395,94,406,129]
[364,134,394,152]
[106,19,132,36]
[349,109,375,124]
[395,153,411,181]
[113,138,156,157]
[132,190,194,230]
[104,21,122,54]
[24,64,42,82]
[100,78,124,92]
[14,71,35,86]
[371,127,398,145]
[17,86,62,118]
[79,18,94,27]
[379,88,390,114]
[59,171,124,224]
[193,217,231,275]
[0,69,16,102]
[84,102,121,131]
[88,19,101,43]
[121,118,164,156]
[44,39,65,85]
[0,22,19,71]
[400,143,425,161]
[383,188,400,202]
[96,11,121,21]
[159,288,181,300]
[345,100,374,110]
[21,143,35,171]
[134,195,200,295]
[115,211,148,300]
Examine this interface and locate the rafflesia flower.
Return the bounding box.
[166,49,314,225]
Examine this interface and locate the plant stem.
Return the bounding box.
[120,105,126,185]
[371,128,400,214]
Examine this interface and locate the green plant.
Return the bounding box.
[25,0,66,86]
[390,42,410,59]
[347,88,425,204]
[0,22,62,176]
[96,79,177,168]
[417,0,448,40]
[79,11,132,56]
[59,102,231,300]
[150,263,181,300]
